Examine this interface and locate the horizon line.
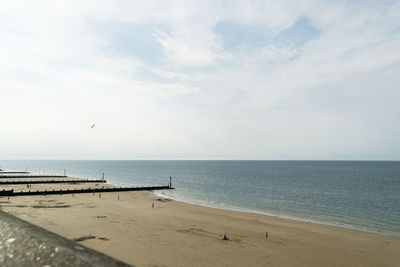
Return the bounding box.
[1,158,399,162]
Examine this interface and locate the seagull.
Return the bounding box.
[91,123,96,129]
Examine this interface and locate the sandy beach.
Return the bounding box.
[0,177,399,267]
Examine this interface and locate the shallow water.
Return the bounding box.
[1,160,399,237]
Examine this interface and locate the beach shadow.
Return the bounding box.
[73,235,109,242]
[74,235,96,242]
[32,205,71,208]
[1,204,29,208]
[30,199,70,208]
[178,228,219,240]
[39,200,56,203]
[157,198,171,202]
[178,228,245,244]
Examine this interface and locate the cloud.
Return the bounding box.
[153,27,224,67]
[0,0,399,159]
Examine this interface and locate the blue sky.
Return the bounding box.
[0,0,399,159]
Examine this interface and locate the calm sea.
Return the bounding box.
[1,160,399,237]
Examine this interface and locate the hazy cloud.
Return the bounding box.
[0,0,399,159]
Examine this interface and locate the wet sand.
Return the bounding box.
[0,178,399,266]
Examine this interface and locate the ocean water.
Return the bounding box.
[1,160,399,237]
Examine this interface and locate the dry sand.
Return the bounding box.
[0,177,399,267]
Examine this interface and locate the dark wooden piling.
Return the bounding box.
[0,185,174,197]
[0,179,107,185]
[0,171,30,174]
[0,175,67,179]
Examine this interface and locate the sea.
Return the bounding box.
[1,160,399,237]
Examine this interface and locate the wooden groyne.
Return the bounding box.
[0,185,174,196]
[0,171,30,174]
[0,179,107,185]
[0,175,68,179]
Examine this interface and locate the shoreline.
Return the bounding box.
[3,160,399,240]
[153,190,400,239]
[1,175,399,266]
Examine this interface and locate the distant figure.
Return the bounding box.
[223,234,229,241]
[266,232,268,240]
[99,193,101,198]
[169,176,172,188]
[152,203,154,208]
[118,196,120,200]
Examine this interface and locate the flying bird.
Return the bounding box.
[91,123,96,129]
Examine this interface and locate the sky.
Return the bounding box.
[0,0,399,160]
